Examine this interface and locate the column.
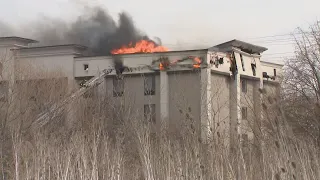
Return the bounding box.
[160,71,169,127]
[229,72,241,148]
[200,67,212,143]
[252,64,264,180]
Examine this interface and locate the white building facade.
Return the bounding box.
[0,37,283,145]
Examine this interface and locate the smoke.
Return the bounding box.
[113,56,128,75]
[0,6,159,56]
[0,21,16,36]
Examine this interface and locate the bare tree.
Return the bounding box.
[0,55,319,180]
[283,21,320,145]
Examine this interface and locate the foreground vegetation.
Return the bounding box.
[0,86,319,180]
[1,22,320,180]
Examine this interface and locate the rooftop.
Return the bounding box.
[75,48,208,58]
[0,36,267,56]
[17,44,88,51]
[214,39,268,54]
[0,36,38,44]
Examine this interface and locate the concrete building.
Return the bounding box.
[0,36,283,145]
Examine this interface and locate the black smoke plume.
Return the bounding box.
[0,7,159,56]
[113,56,128,75]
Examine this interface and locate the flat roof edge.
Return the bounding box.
[17,44,88,50]
[214,39,268,53]
[261,60,284,67]
[75,48,208,58]
[0,36,38,43]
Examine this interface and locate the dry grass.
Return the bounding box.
[0,69,319,180]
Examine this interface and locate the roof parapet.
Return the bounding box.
[213,39,268,54]
[0,36,38,44]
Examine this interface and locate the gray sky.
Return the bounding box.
[1,0,320,63]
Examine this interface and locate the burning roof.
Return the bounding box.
[109,39,204,72]
[111,40,168,54]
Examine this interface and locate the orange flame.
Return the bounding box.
[192,57,202,68]
[111,40,169,54]
[159,56,202,70]
[193,64,201,68]
[159,63,164,70]
[159,61,170,70]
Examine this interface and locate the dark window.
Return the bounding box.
[240,54,245,71]
[241,79,247,93]
[144,104,156,123]
[83,64,89,71]
[274,69,277,76]
[113,77,124,97]
[251,63,256,76]
[0,81,8,102]
[241,107,247,120]
[144,74,155,95]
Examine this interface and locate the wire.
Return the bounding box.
[162,39,297,48]
[160,30,318,48]
[246,31,318,40]
[263,52,295,56]
[157,30,320,62]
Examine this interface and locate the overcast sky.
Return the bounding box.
[1,0,320,63]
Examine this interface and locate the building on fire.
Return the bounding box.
[0,36,282,145]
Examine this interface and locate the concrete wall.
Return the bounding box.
[263,81,280,97]
[0,37,286,145]
[14,46,87,94]
[74,50,208,77]
[261,61,283,80]
[230,49,282,141]
[101,69,204,137]
[238,78,279,141]
[15,47,83,79]
[0,46,15,81]
[233,50,262,79]
[104,73,161,122]
[208,51,232,74]
[74,56,113,77]
[210,73,230,145]
[262,81,281,133]
[168,71,201,134]
[75,51,208,137]
[240,77,258,139]
[0,44,20,105]
[102,70,203,135]
[17,54,75,79]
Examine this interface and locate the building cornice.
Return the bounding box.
[231,47,262,58]
[0,44,29,48]
[260,61,284,68]
[75,49,208,59]
[16,52,82,58]
[240,74,260,80]
[210,69,230,76]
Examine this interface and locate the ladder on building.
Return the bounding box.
[30,68,114,130]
